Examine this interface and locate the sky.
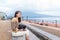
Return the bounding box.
[0,0,60,16]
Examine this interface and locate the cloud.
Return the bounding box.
[35,0,60,16]
[0,0,60,16]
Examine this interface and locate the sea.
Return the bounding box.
[23,17,60,24]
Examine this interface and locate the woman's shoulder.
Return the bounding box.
[12,18,17,22]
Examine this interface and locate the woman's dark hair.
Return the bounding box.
[14,11,21,22]
[14,11,21,17]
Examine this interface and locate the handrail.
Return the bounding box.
[27,26,49,40]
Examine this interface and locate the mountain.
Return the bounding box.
[7,11,53,19]
[22,11,53,18]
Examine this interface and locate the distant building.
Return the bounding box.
[0,12,6,20]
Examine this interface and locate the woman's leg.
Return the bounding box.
[25,30,29,40]
[26,34,29,40]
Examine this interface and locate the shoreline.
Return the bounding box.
[27,20,60,28]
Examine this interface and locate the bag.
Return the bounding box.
[18,24,26,30]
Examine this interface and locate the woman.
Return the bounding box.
[11,11,29,40]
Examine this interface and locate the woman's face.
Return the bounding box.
[16,12,21,17]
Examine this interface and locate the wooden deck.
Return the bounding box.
[0,20,39,40]
[0,20,60,40]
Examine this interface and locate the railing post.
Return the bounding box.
[55,20,57,27]
[42,20,44,25]
[26,16,28,21]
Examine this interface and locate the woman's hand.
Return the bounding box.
[16,28,19,31]
[13,28,19,33]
